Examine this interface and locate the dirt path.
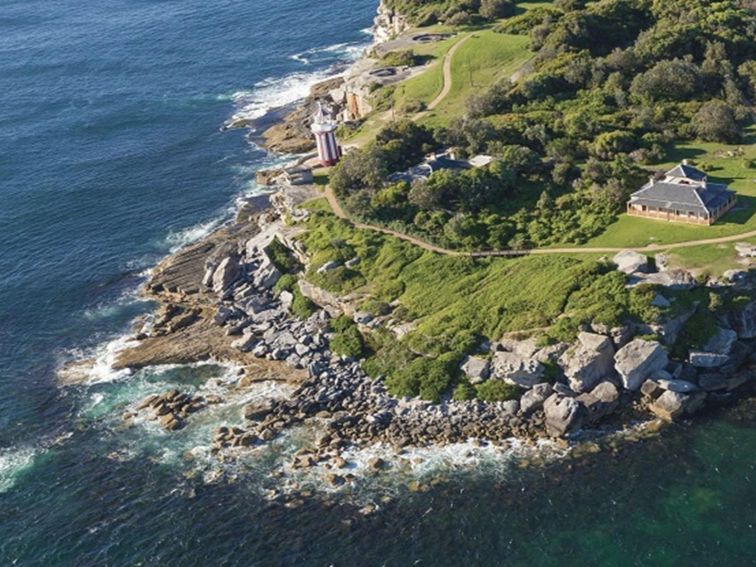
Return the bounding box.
[427,33,473,111]
[324,185,756,257]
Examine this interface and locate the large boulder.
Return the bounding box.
[253,255,281,289]
[689,351,729,368]
[212,255,241,297]
[649,390,707,421]
[703,327,738,355]
[559,332,615,393]
[729,300,756,339]
[543,394,583,437]
[491,351,544,388]
[614,339,669,391]
[460,356,490,384]
[519,383,553,416]
[613,250,649,274]
[577,381,620,423]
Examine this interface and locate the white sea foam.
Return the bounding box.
[0,446,42,493]
[224,37,371,129]
[165,216,230,252]
[59,334,137,386]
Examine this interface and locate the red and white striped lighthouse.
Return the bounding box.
[311,102,341,167]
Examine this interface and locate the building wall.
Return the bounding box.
[626,196,737,225]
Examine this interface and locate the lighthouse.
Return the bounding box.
[311,101,341,167]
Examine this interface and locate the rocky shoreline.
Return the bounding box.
[63,0,756,495]
[95,171,756,489]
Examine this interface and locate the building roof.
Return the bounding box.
[666,163,707,182]
[628,164,735,216]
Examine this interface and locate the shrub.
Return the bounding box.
[330,324,365,358]
[480,0,515,21]
[475,380,520,401]
[265,238,302,273]
[452,381,477,401]
[385,356,456,402]
[330,315,355,333]
[693,100,741,143]
[291,288,317,319]
[382,49,419,67]
[273,273,297,296]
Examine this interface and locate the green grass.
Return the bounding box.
[298,207,631,355]
[419,30,531,127]
[587,134,756,248]
[665,236,756,276]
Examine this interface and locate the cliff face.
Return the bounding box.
[373,0,410,43]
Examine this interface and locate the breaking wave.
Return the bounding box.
[225,37,371,128]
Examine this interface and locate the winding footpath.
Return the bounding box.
[427,33,473,111]
[327,33,756,258]
[324,185,756,257]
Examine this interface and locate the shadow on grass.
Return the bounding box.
[721,195,756,226]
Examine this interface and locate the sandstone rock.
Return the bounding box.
[492,351,544,388]
[552,382,577,397]
[651,293,671,308]
[279,290,294,311]
[560,332,615,393]
[649,390,707,421]
[317,260,342,274]
[613,250,649,274]
[735,242,756,258]
[460,356,490,384]
[244,399,275,421]
[543,394,582,437]
[703,327,738,355]
[500,400,520,415]
[729,301,756,339]
[577,381,620,423]
[591,381,620,404]
[689,351,729,368]
[614,339,668,391]
[641,379,664,399]
[697,373,727,391]
[519,383,553,416]
[649,390,686,421]
[231,332,258,352]
[212,256,241,296]
[656,378,698,393]
[253,255,281,289]
[353,311,373,325]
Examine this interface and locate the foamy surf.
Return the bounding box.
[165,216,228,252]
[58,334,137,386]
[223,37,371,129]
[0,446,43,493]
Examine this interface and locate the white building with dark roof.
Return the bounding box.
[626,163,736,225]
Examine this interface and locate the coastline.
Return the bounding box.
[57,1,756,502]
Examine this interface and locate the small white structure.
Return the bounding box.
[311,102,341,167]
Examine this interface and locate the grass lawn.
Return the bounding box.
[418,30,531,127]
[297,205,629,355]
[665,236,756,276]
[587,134,756,248]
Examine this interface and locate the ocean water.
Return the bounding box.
[0,0,755,565]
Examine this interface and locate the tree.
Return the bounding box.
[591,130,637,159]
[693,100,740,143]
[329,146,387,196]
[630,59,700,101]
[479,0,515,20]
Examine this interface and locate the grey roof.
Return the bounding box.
[629,179,735,216]
[426,155,471,172]
[666,163,707,181]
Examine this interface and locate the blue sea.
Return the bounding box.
[1,0,755,564]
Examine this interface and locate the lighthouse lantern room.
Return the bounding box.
[311,102,341,167]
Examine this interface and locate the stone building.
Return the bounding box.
[626,163,736,225]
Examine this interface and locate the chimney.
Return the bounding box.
[682,159,689,166]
